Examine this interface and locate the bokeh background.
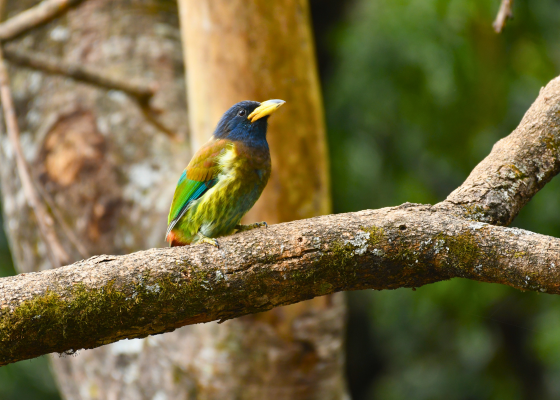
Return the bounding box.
[2,0,560,398]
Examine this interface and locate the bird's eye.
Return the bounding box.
[238,109,246,117]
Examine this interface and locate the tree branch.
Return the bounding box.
[1,205,559,366]
[0,0,85,41]
[3,47,154,104]
[2,46,180,140]
[493,0,513,33]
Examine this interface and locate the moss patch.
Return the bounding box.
[441,231,482,272]
[0,266,234,364]
[362,226,385,247]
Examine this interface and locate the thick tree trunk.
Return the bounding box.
[170,1,347,399]
[0,0,193,399]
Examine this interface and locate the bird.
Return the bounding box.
[166,99,285,247]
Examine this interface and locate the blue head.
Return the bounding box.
[213,99,285,147]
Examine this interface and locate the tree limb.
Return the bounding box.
[493,0,514,33]
[3,47,155,104]
[0,1,180,140]
[1,205,559,366]
[0,0,85,41]
[2,46,180,140]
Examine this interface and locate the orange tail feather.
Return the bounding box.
[166,231,189,247]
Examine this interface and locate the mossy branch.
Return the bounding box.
[1,205,560,366]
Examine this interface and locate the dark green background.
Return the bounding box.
[2,0,560,398]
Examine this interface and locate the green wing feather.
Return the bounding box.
[166,139,231,235]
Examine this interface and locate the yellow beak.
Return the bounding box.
[248,99,286,123]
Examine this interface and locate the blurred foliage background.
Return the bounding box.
[2,0,560,399]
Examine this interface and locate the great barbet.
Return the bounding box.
[166,99,285,247]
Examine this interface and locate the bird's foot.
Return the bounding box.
[192,233,219,248]
[235,222,268,232]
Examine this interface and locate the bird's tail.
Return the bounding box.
[166,231,187,247]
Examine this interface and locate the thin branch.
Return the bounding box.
[139,106,181,140]
[0,0,85,41]
[0,46,69,268]
[3,47,153,103]
[493,0,513,33]
[1,204,560,366]
[3,47,180,140]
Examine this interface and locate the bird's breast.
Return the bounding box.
[221,142,271,186]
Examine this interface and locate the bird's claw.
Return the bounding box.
[193,233,219,248]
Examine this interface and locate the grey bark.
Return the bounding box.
[1,0,559,398]
[0,0,85,41]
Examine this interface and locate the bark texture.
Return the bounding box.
[1,0,187,270]
[3,203,560,366]
[173,1,345,399]
[1,0,559,398]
